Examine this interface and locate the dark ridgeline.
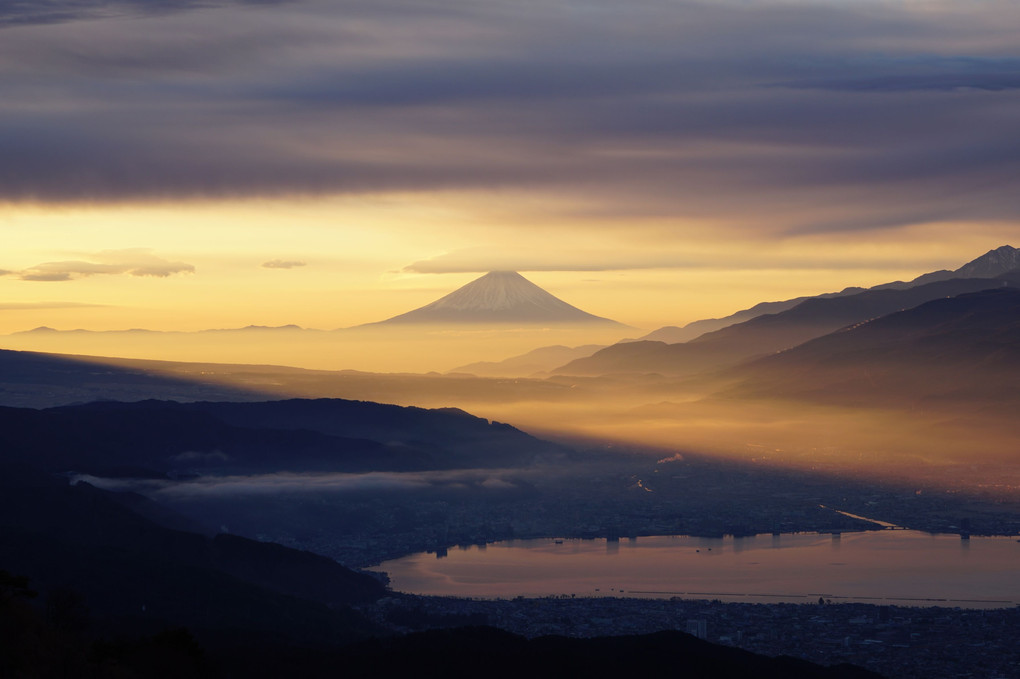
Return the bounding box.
[0,397,565,476]
[451,343,606,377]
[719,286,1020,406]
[0,348,264,408]
[365,270,626,326]
[555,272,1020,377]
[0,464,385,677]
[638,244,1020,344]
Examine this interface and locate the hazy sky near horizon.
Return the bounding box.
[2,0,1019,333]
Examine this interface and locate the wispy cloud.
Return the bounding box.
[3,248,194,282]
[262,259,307,269]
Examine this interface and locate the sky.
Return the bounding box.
[2,0,1019,337]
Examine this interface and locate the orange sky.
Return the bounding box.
[2,198,1012,338]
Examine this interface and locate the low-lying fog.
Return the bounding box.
[0,323,630,373]
[73,468,542,499]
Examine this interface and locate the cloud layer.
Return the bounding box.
[1,0,1019,239]
[0,0,292,27]
[2,249,194,281]
[262,259,307,269]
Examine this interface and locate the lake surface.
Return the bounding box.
[372,531,1020,608]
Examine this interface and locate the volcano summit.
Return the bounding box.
[371,271,625,326]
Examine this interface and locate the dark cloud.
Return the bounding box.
[262,259,306,269]
[1,0,1019,236]
[0,0,293,28]
[8,249,195,281]
[781,72,1020,93]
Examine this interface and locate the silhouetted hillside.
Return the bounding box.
[0,398,560,476]
[182,398,565,467]
[639,288,866,344]
[0,348,264,407]
[877,245,1020,289]
[640,245,1020,343]
[451,344,604,376]
[339,627,884,679]
[555,277,1016,376]
[0,465,384,645]
[0,402,407,475]
[721,288,1020,407]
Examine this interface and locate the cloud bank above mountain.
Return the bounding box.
[1,0,1018,239]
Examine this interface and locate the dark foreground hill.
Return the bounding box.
[0,465,384,649]
[337,627,884,679]
[0,397,562,476]
[0,463,884,678]
[181,398,563,467]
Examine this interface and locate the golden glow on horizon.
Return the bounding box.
[1,197,1016,348]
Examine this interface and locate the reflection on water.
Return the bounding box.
[371,531,1020,609]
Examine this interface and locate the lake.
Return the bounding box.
[372,531,1020,608]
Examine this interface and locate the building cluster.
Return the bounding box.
[268,471,1020,569]
[366,594,1020,679]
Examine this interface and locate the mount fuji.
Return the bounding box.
[370,271,625,326]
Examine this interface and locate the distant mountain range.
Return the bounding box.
[8,271,623,334]
[719,287,1020,407]
[8,248,1015,351]
[874,244,1020,289]
[553,274,1019,377]
[365,271,625,326]
[438,245,1020,378]
[641,245,1020,344]
[451,344,606,377]
[13,323,314,337]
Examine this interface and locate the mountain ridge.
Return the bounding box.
[717,287,1020,408]
[640,245,1020,344]
[0,397,561,476]
[553,275,1018,377]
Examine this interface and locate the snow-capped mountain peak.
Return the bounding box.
[372,271,624,325]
